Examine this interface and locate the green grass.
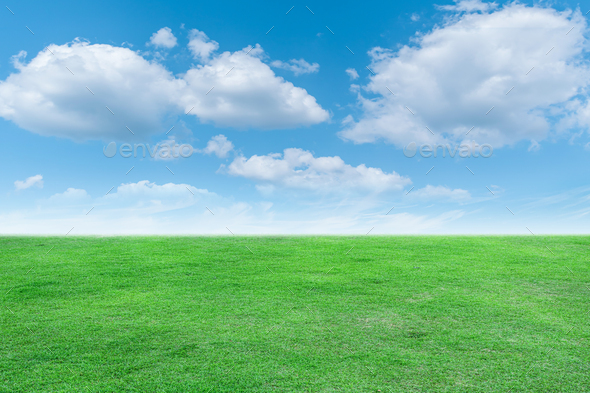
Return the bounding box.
[1,236,589,392]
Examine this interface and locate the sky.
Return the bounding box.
[0,0,589,234]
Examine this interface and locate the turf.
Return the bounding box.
[1,236,589,392]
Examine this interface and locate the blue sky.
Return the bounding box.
[0,0,589,234]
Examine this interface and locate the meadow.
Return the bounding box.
[1,236,588,392]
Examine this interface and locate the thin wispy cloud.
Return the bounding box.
[14,175,43,191]
[271,58,320,75]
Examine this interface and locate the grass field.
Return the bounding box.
[1,236,589,392]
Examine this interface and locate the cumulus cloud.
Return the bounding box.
[179,45,329,129]
[0,38,328,140]
[224,148,411,192]
[271,58,320,75]
[188,29,219,61]
[345,68,359,80]
[201,134,234,158]
[0,41,183,140]
[340,2,590,148]
[14,174,43,190]
[148,27,177,48]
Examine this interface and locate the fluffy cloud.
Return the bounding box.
[149,27,177,48]
[14,174,43,190]
[345,68,359,80]
[180,45,329,129]
[0,38,328,140]
[224,148,411,192]
[201,134,234,158]
[271,59,320,75]
[0,41,183,140]
[188,29,219,61]
[340,1,590,148]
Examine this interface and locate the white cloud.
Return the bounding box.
[0,199,468,235]
[11,51,27,68]
[411,185,471,202]
[46,188,90,205]
[411,13,420,21]
[0,39,328,140]
[42,180,215,217]
[345,68,359,80]
[528,140,541,152]
[180,45,329,129]
[201,134,234,158]
[14,174,43,190]
[38,181,214,214]
[271,58,320,75]
[49,188,88,199]
[114,180,206,199]
[0,178,471,234]
[40,181,206,213]
[0,41,184,141]
[188,29,219,61]
[1,180,229,234]
[340,3,590,148]
[149,27,177,49]
[439,0,497,13]
[102,180,212,214]
[2,179,588,234]
[224,148,411,192]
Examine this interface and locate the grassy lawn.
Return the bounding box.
[1,236,589,392]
